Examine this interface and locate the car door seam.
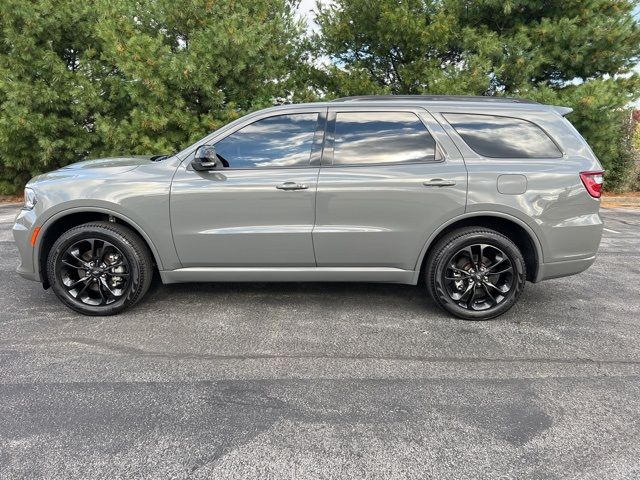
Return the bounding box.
[168,158,185,268]
[311,108,328,267]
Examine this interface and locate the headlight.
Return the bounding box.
[24,187,37,210]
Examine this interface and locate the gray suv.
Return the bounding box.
[13,96,604,320]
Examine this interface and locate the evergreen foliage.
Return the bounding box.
[0,0,639,192]
[313,0,640,190]
[0,0,304,193]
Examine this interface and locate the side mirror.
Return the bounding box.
[192,145,223,171]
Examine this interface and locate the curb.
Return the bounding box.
[601,195,640,209]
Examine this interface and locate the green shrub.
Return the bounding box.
[0,0,305,194]
[313,0,640,192]
[1,0,639,194]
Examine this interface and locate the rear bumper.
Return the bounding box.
[535,255,597,282]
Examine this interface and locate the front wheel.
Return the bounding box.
[46,221,154,315]
[425,227,526,320]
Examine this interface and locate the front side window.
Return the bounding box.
[331,111,437,165]
[444,113,562,159]
[214,113,318,168]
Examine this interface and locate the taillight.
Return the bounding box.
[580,171,604,198]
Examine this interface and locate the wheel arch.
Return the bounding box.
[35,207,163,287]
[414,212,544,284]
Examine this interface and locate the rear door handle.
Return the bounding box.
[276,182,309,191]
[423,178,456,187]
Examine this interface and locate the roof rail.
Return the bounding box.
[330,95,539,104]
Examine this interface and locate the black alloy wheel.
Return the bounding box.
[443,243,514,312]
[426,227,526,320]
[58,238,131,306]
[47,221,153,315]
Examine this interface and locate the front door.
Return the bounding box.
[171,109,325,267]
[313,107,468,271]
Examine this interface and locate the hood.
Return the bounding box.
[28,156,155,186]
[59,156,154,171]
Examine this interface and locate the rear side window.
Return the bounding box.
[444,113,562,159]
[331,111,436,165]
[214,113,318,168]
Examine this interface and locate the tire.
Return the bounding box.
[46,221,154,316]
[425,227,526,320]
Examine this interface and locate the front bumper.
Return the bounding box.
[12,208,40,282]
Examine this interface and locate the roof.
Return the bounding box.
[330,95,539,105]
[323,95,573,116]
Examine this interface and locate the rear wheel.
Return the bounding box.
[46,222,153,315]
[425,227,526,320]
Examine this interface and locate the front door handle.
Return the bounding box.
[423,178,456,187]
[276,182,309,191]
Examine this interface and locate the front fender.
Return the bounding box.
[33,204,167,276]
[23,159,182,282]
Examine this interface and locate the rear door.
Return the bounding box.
[313,106,467,271]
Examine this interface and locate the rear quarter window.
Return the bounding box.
[443,113,562,159]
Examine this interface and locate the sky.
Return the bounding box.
[297,0,322,31]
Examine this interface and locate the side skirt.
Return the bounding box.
[159,267,417,285]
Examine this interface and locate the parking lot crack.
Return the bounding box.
[1,338,639,367]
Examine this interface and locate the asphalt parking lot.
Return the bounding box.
[0,203,639,479]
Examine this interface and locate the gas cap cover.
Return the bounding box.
[497,174,528,195]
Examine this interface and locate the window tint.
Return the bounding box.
[214,113,318,168]
[332,111,436,165]
[444,113,562,159]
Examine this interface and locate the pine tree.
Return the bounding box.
[92,0,306,156]
[0,1,107,193]
[313,0,640,190]
[0,0,305,194]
